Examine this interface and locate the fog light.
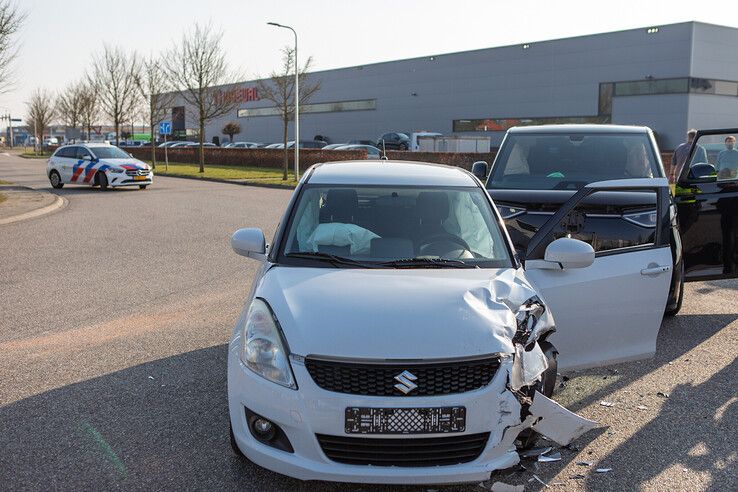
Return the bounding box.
[252,418,276,440]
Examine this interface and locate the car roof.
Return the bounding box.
[507,124,651,134]
[308,160,477,186]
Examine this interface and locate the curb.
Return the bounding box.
[154,172,296,190]
[0,190,67,225]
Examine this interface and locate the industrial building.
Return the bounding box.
[168,21,738,150]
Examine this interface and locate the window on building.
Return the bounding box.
[238,99,376,118]
[614,78,689,96]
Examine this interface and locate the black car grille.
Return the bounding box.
[125,169,149,176]
[316,432,489,467]
[304,356,500,396]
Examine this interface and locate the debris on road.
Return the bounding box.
[530,474,550,488]
[600,401,614,407]
[595,468,613,473]
[519,446,552,458]
[657,392,670,398]
[570,474,587,480]
[637,405,648,411]
[577,461,594,466]
[538,450,562,462]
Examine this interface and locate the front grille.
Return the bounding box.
[125,169,149,176]
[304,356,500,396]
[316,432,489,467]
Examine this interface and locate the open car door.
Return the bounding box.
[674,128,738,280]
[523,178,673,371]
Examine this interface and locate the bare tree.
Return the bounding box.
[56,81,84,133]
[88,45,141,145]
[163,23,242,172]
[0,1,25,94]
[257,47,321,180]
[136,55,175,166]
[78,82,99,140]
[222,121,241,144]
[25,88,56,153]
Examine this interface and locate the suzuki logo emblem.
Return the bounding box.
[394,370,418,395]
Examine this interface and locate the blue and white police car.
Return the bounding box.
[47,143,153,190]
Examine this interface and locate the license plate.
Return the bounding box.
[133,175,147,181]
[345,407,466,434]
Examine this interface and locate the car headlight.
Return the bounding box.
[240,299,296,389]
[108,167,125,173]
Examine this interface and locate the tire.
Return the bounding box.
[139,185,148,190]
[665,262,684,317]
[516,341,558,451]
[98,171,109,191]
[399,143,408,151]
[49,171,63,189]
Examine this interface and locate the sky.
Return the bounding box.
[2,0,738,126]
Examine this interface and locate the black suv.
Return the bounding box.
[377,132,410,151]
[474,124,738,317]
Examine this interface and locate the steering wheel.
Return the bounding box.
[417,233,472,259]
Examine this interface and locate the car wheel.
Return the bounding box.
[665,262,684,317]
[515,341,558,451]
[139,185,148,190]
[49,171,63,189]
[98,171,109,191]
[399,143,408,151]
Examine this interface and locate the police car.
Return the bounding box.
[47,143,153,190]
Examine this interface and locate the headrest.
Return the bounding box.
[416,191,449,224]
[325,189,358,222]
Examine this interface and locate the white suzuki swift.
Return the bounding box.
[47,143,153,190]
[228,160,673,484]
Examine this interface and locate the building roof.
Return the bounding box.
[307,160,477,186]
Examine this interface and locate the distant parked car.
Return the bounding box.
[322,143,349,150]
[184,142,217,148]
[348,139,375,146]
[295,140,328,149]
[225,142,261,148]
[335,144,382,159]
[157,141,180,148]
[169,141,197,148]
[377,132,410,150]
[265,143,284,149]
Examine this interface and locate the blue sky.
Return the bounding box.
[2,0,737,124]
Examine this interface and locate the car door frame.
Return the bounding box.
[524,178,673,370]
[674,127,738,281]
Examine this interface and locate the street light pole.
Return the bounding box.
[268,22,299,182]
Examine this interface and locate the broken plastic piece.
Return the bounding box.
[489,482,524,492]
[531,474,550,488]
[577,461,593,466]
[538,451,562,462]
[636,405,648,411]
[595,468,613,473]
[599,401,614,407]
[519,446,552,458]
[528,391,599,446]
[657,392,670,398]
[570,474,586,480]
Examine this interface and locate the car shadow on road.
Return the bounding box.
[0,345,427,491]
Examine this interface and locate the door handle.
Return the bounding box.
[641,265,672,275]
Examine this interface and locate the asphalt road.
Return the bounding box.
[1,154,736,491]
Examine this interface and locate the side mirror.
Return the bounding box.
[688,163,716,180]
[471,161,488,181]
[231,228,267,260]
[526,237,594,270]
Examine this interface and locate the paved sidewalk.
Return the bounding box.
[0,184,65,225]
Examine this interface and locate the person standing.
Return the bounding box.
[716,136,738,180]
[671,129,707,182]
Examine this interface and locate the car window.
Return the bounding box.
[687,132,738,181]
[75,147,92,159]
[488,133,661,190]
[55,147,74,158]
[281,185,512,268]
[89,146,131,159]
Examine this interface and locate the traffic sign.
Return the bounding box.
[159,122,172,135]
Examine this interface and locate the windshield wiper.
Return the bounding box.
[378,257,479,269]
[285,252,383,268]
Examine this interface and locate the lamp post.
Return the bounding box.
[267,22,299,181]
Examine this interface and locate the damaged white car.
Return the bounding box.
[227,160,672,484]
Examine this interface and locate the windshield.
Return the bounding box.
[487,133,661,190]
[90,146,131,159]
[280,185,512,268]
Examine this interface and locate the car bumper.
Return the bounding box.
[227,343,523,484]
[109,174,153,187]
